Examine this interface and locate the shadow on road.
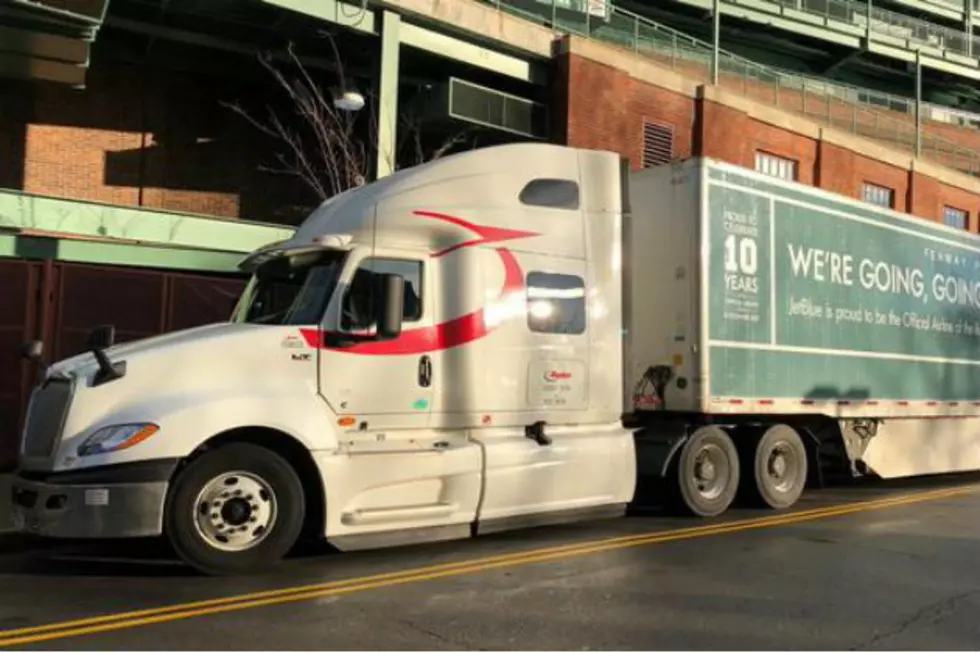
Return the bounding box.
[3,472,979,580]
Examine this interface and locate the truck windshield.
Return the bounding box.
[233,250,347,325]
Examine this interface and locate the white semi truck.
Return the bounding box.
[11,143,980,574]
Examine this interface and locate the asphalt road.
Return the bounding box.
[1,475,980,650]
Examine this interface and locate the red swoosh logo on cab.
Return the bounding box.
[300,210,538,355]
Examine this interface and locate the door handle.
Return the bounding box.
[418,355,432,387]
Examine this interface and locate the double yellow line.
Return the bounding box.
[0,483,975,648]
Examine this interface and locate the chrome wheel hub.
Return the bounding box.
[193,471,277,552]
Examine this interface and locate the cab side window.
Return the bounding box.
[341,258,423,331]
[526,271,586,334]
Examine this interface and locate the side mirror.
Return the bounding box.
[21,340,46,382]
[87,324,116,350]
[376,273,404,340]
[21,340,43,363]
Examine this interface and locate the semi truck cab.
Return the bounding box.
[10,143,638,575]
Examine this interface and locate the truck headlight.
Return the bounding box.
[77,424,160,457]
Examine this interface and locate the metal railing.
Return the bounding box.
[482,0,980,176]
[774,0,980,58]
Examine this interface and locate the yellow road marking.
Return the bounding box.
[0,483,975,648]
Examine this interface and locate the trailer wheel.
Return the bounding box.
[164,442,305,575]
[748,424,808,510]
[668,426,740,517]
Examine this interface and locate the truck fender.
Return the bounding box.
[634,426,690,478]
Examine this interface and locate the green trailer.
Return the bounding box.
[628,157,980,515]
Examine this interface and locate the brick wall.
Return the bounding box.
[555,39,980,233]
[559,54,694,169]
[1,59,317,226]
[634,48,980,176]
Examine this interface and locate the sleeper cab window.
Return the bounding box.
[342,257,423,331]
[526,272,586,335]
[519,178,580,210]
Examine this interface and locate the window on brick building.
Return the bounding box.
[862,183,894,208]
[943,206,968,230]
[754,152,797,181]
[642,120,674,168]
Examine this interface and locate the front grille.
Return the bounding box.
[22,377,74,459]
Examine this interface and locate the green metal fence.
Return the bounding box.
[482,0,980,176]
[780,0,980,58]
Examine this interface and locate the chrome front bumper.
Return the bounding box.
[10,459,179,539]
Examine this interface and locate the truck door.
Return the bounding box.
[318,248,433,429]
[474,253,633,524]
[315,246,483,541]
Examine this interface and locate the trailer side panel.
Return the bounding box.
[705,161,980,419]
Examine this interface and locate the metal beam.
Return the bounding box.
[0,233,250,274]
[0,51,85,86]
[6,0,108,24]
[399,21,544,84]
[260,0,542,84]
[259,0,376,34]
[915,49,923,158]
[0,189,294,254]
[822,49,863,75]
[711,0,720,84]
[104,16,372,77]
[375,10,400,180]
[0,25,89,64]
[967,0,973,58]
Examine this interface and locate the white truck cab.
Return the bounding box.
[11,143,638,574]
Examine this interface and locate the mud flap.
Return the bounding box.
[632,425,689,507]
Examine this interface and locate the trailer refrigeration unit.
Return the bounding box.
[11,143,980,574]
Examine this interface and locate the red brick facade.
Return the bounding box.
[1,59,316,225]
[555,42,980,233]
[558,53,695,168]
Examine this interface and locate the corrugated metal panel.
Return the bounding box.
[642,120,674,168]
[4,259,249,466]
[0,260,40,470]
[167,274,246,331]
[53,263,167,360]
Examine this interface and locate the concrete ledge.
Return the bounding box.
[379,0,555,58]
[698,84,821,140]
[558,34,699,99]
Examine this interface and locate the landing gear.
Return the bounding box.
[164,443,305,575]
[667,425,740,517]
[745,424,808,510]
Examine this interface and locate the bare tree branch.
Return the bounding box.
[223,33,473,204]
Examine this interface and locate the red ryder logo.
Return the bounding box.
[544,370,572,382]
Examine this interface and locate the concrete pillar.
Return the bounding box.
[375,10,401,180]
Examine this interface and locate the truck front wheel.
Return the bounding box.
[668,425,740,517]
[164,442,305,575]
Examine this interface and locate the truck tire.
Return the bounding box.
[164,442,305,575]
[747,424,808,510]
[668,425,740,517]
